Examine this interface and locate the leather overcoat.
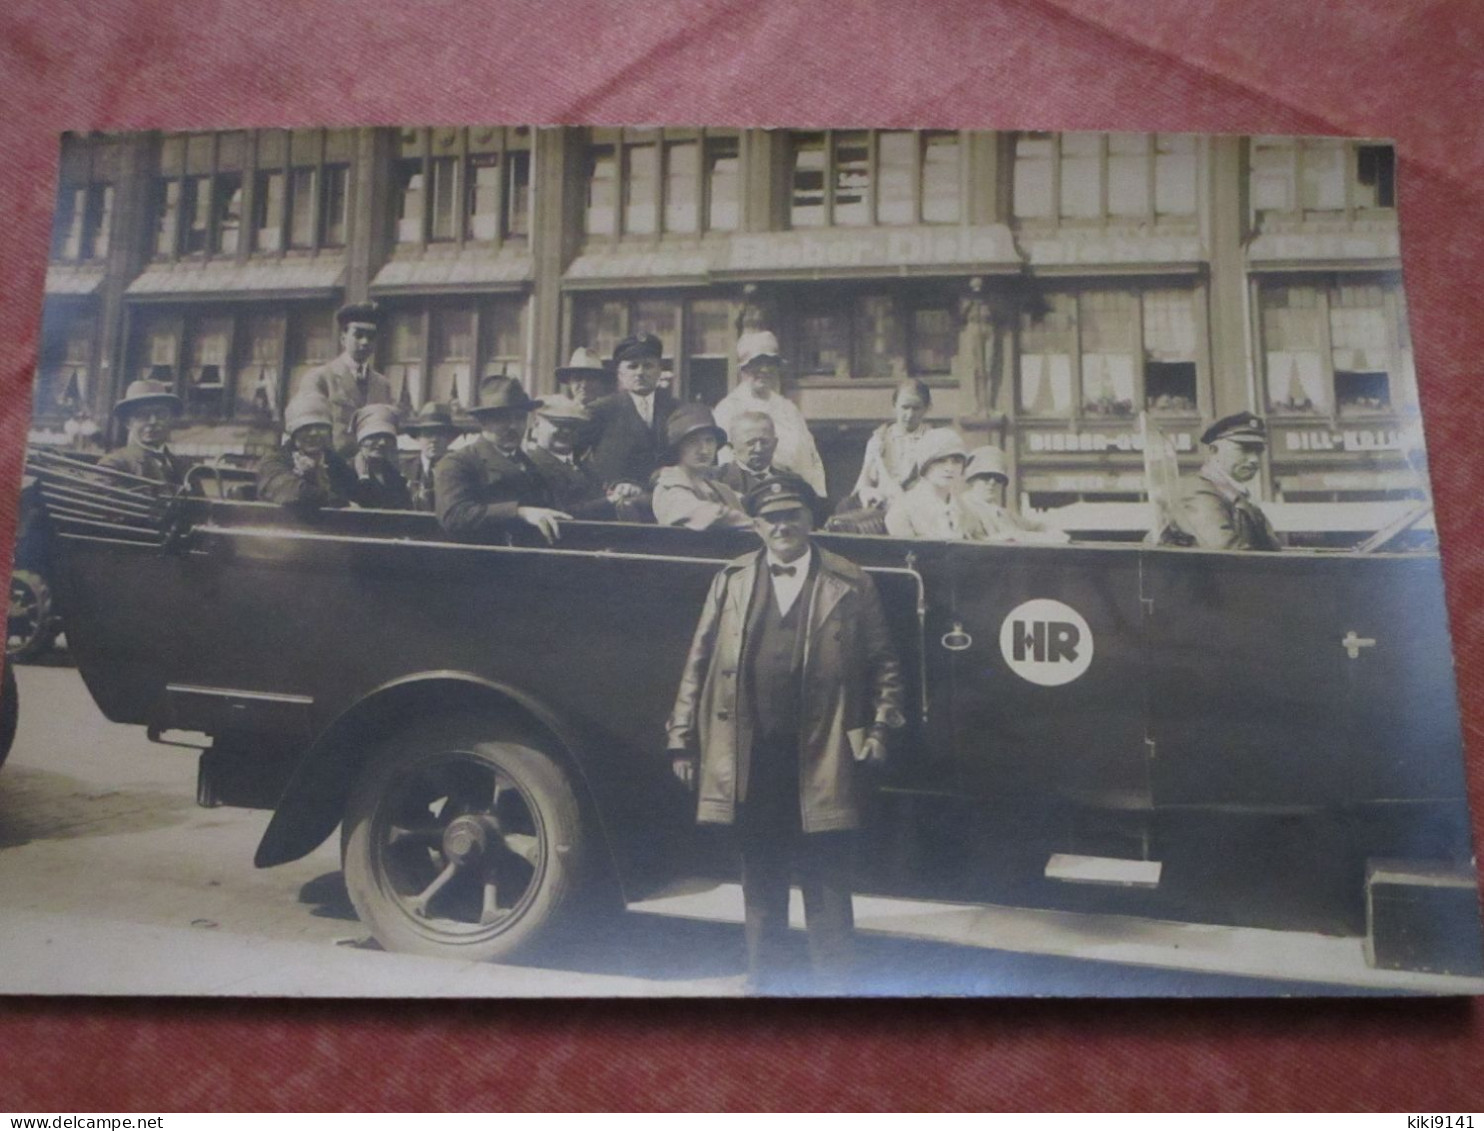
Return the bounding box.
[666,547,906,833]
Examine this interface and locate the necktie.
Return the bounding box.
[769,564,797,578]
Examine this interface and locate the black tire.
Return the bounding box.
[0,663,16,772]
[341,715,592,962]
[7,570,55,662]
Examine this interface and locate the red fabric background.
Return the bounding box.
[1,0,1482,1111]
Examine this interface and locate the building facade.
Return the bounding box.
[35,126,1420,535]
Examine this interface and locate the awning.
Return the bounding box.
[126,259,346,298]
[370,251,533,293]
[563,246,714,289]
[1019,231,1205,272]
[1247,227,1399,269]
[45,265,105,296]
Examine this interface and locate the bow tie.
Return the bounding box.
[769,564,797,578]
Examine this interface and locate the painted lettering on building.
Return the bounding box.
[1025,431,1194,455]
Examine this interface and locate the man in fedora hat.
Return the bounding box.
[400,402,462,513]
[1159,412,1283,551]
[556,347,616,410]
[651,403,752,531]
[435,376,570,544]
[256,390,358,511]
[99,379,187,486]
[666,475,905,993]
[714,330,828,497]
[293,301,394,454]
[587,333,678,496]
[349,404,413,511]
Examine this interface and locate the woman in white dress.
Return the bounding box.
[851,379,933,509]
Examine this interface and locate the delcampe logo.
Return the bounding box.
[999,599,1094,687]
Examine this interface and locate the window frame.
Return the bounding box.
[390,126,533,253]
[1011,131,1200,228]
[583,127,744,240]
[1013,282,1208,423]
[787,129,964,231]
[1248,137,1398,225]
[781,288,964,385]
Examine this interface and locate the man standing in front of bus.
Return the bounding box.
[1159,412,1283,551]
[665,477,905,994]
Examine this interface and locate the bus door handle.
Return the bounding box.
[941,622,973,651]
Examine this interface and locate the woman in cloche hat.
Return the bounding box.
[883,427,986,541]
[651,403,752,531]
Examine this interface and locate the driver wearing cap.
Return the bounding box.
[1159,412,1283,551]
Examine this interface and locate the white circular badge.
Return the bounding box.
[999,599,1094,687]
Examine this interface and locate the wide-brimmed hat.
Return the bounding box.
[1201,412,1267,446]
[612,333,663,365]
[915,427,969,471]
[532,394,591,425]
[352,403,400,444]
[403,402,461,435]
[283,391,334,436]
[737,330,785,370]
[965,445,1010,482]
[556,347,613,384]
[469,376,536,416]
[665,402,726,454]
[112,379,182,419]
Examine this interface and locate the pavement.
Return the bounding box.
[1,661,1480,999]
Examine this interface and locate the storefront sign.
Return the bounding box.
[1280,428,1402,453]
[725,225,1017,274]
[1025,430,1194,454]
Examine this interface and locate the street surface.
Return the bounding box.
[1,663,1479,998]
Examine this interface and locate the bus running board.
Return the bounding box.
[1046,853,1163,888]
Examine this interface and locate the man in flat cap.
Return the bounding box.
[714,331,828,497]
[349,404,413,511]
[1159,412,1283,551]
[99,379,188,486]
[587,333,677,498]
[435,376,570,544]
[294,302,394,454]
[666,476,906,993]
[256,391,358,512]
[523,394,623,521]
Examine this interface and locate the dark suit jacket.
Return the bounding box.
[587,389,677,488]
[524,446,615,520]
[400,453,442,513]
[718,462,825,525]
[351,454,413,511]
[435,437,554,538]
[97,443,188,487]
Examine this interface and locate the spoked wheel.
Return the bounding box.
[342,717,591,962]
[7,570,54,662]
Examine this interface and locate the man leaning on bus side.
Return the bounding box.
[665,476,906,994]
[434,376,570,544]
[1159,412,1283,551]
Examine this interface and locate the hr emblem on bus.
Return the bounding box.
[1000,599,1094,686]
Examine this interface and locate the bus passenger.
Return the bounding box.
[587,334,677,501]
[848,379,933,510]
[99,379,188,487]
[255,392,358,512]
[652,404,752,531]
[349,404,413,511]
[524,394,624,520]
[961,446,1069,544]
[883,428,986,541]
[401,402,461,513]
[1158,413,1282,552]
[718,411,823,523]
[434,377,570,544]
[714,331,827,497]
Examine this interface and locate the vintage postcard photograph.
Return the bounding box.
[3,124,1481,997]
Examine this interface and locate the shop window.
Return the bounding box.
[791,130,963,229]
[575,299,626,361]
[238,313,285,422]
[186,317,232,420]
[386,309,426,410]
[1260,280,1411,418]
[1018,287,1200,419]
[1013,131,1197,223]
[1250,137,1397,221]
[37,307,97,418]
[431,307,476,408]
[789,292,953,380]
[911,306,957,374]
[480,301,525,382]
[687,298,733,406]
[287,305,337,395]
